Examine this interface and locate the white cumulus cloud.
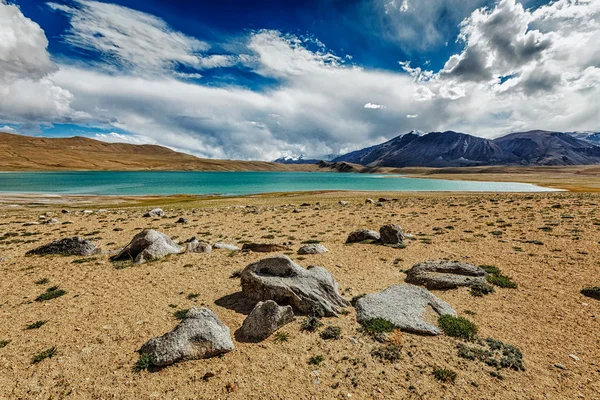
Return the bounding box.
[364,103,387,109]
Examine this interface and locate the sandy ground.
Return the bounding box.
[0,191,599,399]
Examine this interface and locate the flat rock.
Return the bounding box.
[239,300,295,341]
[186,239,212,253]
[111,229,181,264]
[139,308,234,367]
[405,260,487,289]
[379,224,405,245]
[346,229,380,243]
[213,243,241,251]
[298,243,328,255]
[241,255,349,316]
[242,243,291,253]
[354,284,456,335]
[144,208,166,218]
[26,237,99,256]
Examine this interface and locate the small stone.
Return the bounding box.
[379,224,405,245]
[213,243,241,251]
[365,199,374,204]
[242,243,291,253]
[554,363,566,370]
[346,229,380,243]
[111,229,181,264]
[176,217,188,224]
[569,354,580,361]
[144,208,166,218]
[298,244,328,255]
[239,300,295,341]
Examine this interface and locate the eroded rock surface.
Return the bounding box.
[405,260,487,289]
[354,284,456,335]
[239,300,295,341]
[379,224,405,245]
[139,308,234,367]
[26,237,99,256]
[111,229,181,264]
[346,229,380,243]
[240,255,349,316]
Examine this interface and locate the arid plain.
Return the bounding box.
[0,190,599,399]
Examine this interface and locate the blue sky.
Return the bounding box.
[1,0,599,160]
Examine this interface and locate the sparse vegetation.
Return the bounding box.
[25,320,47,330]
[35,286,66,302]
[32,347,57,363]
[320,325,341,340]
[481,265,517,289]
[307,355,323,365]
[359,318,395,335]
[173,309,189,320]
[433,367,456,383]
[470,284,495,297]
[34,278,49,285]
[438,315,478,341]
[371,344,401,362]
[0,340,9,349]
[273,331,289,343]
[135,353,153,372]
[300,315,323,332]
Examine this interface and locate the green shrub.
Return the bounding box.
[438,315,478,341]
[307,355,324,365]
[273,332,289,343]
[25,320,47,330]
[371,344,401,362]
[581,287,600,300]
[0,340,9,348]
[320,326,341,340]
[32,347,57,363]
[481,265,517,289]
[360,318,395,335]
[173,309,189,320]
[301,239,320,244]
[135,353,153,372]
[470,284,495,297]
[300,316,323,332]
[35,287,66,302]
[433,367,456,383]
[34,278,49,285]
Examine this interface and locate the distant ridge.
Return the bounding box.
[0,132,317,172]
[333,130,600,167]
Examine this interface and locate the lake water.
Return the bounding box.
[0,171,556,196]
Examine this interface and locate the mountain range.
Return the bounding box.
[329,130,600,168]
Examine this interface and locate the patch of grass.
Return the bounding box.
[581,286,600,300]
[25,320,47,330]
[173,309,189,320]
[273,331,289,343]
[301,239,320,244]
[470,284,495,297]
[31,347,57,363]
[360,318,395,335]
[371,344,401,362]
[34,278,49,285]
[135,353,153,372]
[261,234,275,239]
[438,315,478,341]
[433,367,456,383]
[35,286,67,302]
[481,265,517,289]
[0,340,9,348]
[307,355,324,365]
[71,257,97,264]
[187,293,200,300]
[320,326,341,340]
[300,316,323,332]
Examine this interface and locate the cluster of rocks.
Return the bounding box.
[346,224,406,245]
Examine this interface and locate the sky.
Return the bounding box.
[0,0,599,160]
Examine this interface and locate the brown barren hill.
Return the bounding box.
[0,132,318,172]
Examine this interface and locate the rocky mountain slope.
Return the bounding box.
[333,130,600,167]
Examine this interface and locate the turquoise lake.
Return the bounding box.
[0,171,556,196]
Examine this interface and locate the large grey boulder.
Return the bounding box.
[346,229,380,243]
[240,255,349,316]
[111,229,181,264]
[239,300,295,341]
[144,208,166,218]
[405,260,487,290]
[379,224,405,245]
[354,284,456,335]
[298,243,328,255]
[213,243,240,251]
[242,243,291,253]
[26,237,99,256]
[139,308,234,367]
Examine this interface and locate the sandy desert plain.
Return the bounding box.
[0,189,599,400]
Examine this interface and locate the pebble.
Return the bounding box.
[569,354,580,361]
[554,363,566,370]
